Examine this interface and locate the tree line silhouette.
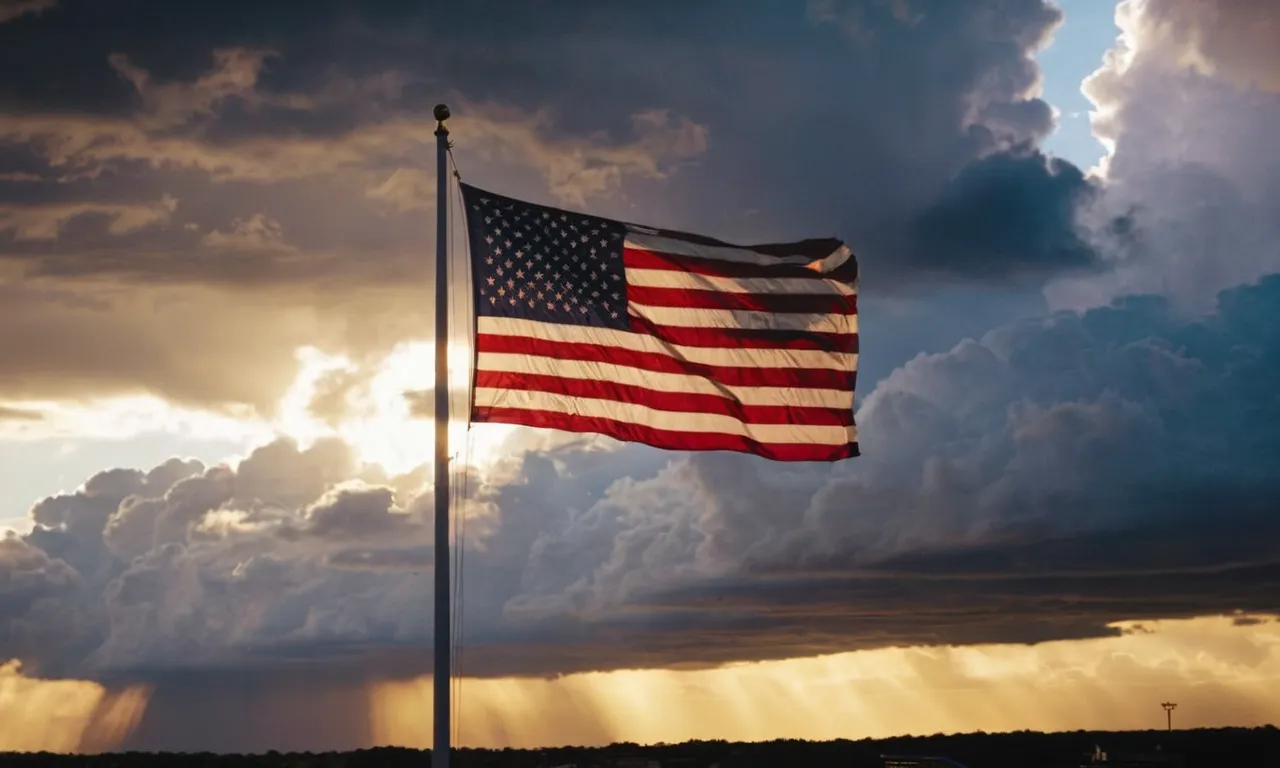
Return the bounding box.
[2,727,1277,768]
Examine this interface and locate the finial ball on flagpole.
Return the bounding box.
[434,103,450,122]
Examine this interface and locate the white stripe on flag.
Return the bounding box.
[476,317,858,371]
[624,267,857,297]
[627,303,859,335]
[477,352,855,409]
[474,387,858,445]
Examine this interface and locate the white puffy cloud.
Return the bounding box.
[1048,0,1280,311]
[1111,0,1280,94]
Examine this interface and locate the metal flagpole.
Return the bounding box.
[431,102,453,768]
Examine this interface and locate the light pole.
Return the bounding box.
[1161,701,1177,732]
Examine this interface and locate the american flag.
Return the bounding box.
[460,183,859,462]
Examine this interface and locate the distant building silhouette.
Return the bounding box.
[881,755,970,768]
[1080,743,1185,767]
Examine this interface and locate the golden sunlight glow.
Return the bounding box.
[0,395,264,444]
[0,662,150,753]
[274,343,515,475]
[0,340,517,478]
[369,616,1280,749]
[5,616,1278,754]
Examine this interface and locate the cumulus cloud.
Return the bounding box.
[201,213,294,252]
[293,483,414,540]
[1048,0,1280,311]
[1117,0,1280,93]
[0,534,84,666]
[6,438,387,674]
[6,273,1280,680]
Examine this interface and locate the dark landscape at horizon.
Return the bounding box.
[5,729,1280,767]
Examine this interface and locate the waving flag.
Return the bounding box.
[460,183,859,462]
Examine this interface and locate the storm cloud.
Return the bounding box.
[6,270,1280,680]
[0,0,1112,414]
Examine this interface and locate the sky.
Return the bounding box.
[1036,0,1115,168]
[2,0,1280,754]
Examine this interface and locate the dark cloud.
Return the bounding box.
[0,0,1091,287]
[0,0,1113,415]
[0,14,710,409]
[908,149,1100,281]
[0,0,56,25]
[0,534,84,667]
[7,273,1280,680]
[293,484,416,540]
[632,513,1280,663]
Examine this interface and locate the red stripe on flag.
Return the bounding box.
[475,333,854,390]
[626,285,856,315]
[474,371,854,426]
[472,406,860,462]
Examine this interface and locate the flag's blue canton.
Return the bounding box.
[464,190,631,331]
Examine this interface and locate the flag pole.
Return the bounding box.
[431,102,453,768]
